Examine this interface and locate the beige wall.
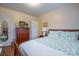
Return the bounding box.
[1,4,79,37]
[38,4,79,34]
[0,7,36,27]
[38,16,42,36]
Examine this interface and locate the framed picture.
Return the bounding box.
[19,21,26,27]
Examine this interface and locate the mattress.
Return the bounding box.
[19,37,67,56]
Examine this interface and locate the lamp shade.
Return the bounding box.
[42,27,47,32]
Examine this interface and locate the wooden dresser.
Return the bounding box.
[16,28,29,45]
[15,28,29,55]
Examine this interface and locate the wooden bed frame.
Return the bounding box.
[14,41,22,56]
[49,29,79,32]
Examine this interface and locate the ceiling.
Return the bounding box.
[0,3,73,17]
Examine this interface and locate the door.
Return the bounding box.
[30,20,38,40]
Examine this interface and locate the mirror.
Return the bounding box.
[2,20,8,36]
[0,20,8,42]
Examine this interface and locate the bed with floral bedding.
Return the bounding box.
[19,29,79,56]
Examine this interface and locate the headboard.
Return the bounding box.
[49,29,79,32]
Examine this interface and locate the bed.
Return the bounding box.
[19,29,79,56]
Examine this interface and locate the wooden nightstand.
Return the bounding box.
[40,35,44,37]
[39,35,47,38]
